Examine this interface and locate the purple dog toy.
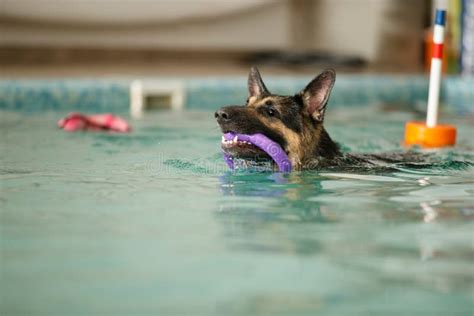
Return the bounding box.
[222,132,292,172]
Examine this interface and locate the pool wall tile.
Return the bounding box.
[0,80,129,112]
[0,76,472,113]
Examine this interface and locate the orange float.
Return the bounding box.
[404,121,456,148]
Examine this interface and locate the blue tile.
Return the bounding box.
[0,76,472,113]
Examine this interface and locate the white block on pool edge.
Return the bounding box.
[130,80,144,118]
[426,58,443,127]
[130,80,185,119]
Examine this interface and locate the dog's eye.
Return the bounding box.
[267,108,276,117]
[265,100,273,106]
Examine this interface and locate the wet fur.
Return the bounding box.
[215,67,426,171]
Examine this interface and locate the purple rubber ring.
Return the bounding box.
[222,132,292,172]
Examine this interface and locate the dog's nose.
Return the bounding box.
[215,109,231,122]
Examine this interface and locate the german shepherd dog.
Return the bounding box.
[215,67,432,171]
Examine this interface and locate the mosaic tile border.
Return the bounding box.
[0,76,472,113]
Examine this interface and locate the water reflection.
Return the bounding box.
[218,171,333,223]
[214,170,474,292]
[216,171,336,255]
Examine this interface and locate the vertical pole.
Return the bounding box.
[426,9,446,127]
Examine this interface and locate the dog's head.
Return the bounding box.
[215,67,340,170]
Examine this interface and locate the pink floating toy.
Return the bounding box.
[58,112,131,133]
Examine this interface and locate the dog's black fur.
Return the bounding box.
[215,67,434,171]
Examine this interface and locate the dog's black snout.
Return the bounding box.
[215,109,231,122]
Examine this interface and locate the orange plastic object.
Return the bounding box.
[404,121,456,148]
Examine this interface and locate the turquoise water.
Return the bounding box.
[1,107,473,315]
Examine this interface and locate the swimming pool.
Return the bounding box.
[1,78,473,315]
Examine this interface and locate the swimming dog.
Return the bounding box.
[215,67,349,171]
[215,67,435,171]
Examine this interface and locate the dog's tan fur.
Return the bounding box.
[247,96,325,170]
[216,67,341,171]
[216,68,433,172]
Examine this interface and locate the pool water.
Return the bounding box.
[1,107,473,315]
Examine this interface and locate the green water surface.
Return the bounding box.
[1,107,473,315]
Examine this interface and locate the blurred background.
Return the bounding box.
[0,0,472,77]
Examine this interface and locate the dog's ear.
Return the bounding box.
[248,67,269,100]
[300,69,336,122]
